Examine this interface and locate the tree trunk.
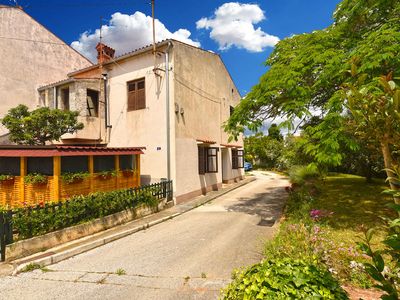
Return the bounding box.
[381,140,400,204]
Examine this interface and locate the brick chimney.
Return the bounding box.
[96,43,115,65]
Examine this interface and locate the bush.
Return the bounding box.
[24,173,48,184]
[222,258,349,299]
[289,165,320,186]
[11,188,159,240]
[61,172,90,184]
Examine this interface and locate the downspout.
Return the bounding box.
[53,87,57,109]
[165,42,172,181]
[103,73,111,142]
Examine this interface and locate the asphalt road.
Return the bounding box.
[0,171,288,300]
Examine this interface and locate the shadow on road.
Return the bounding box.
[226,186,287,227]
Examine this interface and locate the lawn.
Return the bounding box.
[317,174,394,230]
[264,173,395,290]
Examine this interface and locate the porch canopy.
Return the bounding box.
[0,145,145,157]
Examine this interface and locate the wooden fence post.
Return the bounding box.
[53,156,61,202]
[89,155,94,192]
[0,212,5,262]
[136,154,140,187]
[115,155,120,189]
[20,157,26,206]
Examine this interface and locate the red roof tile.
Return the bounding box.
[0,145,145,157]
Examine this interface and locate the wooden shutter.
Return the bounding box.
[232,149,238,169]
[127,81,136,111]
[127,79,145,111]
[198,146,205,174]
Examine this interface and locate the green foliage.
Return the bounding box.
[115,268,126,276]
[24,173,47,185]
[244,133,284,169]
[20,263,42,273]
[357,172,400,299]
[221,258,349,299]
[12,188,159,240]
[288,165,320,186]
[0,174,14,181]
[1,104,84,145]
[61,172,90,184]
[97,170,117,180]
[225,0,400,175]
[267,123,283,141]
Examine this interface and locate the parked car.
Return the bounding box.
[244,162,253,171]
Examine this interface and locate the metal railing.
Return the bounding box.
[0,180,173,262]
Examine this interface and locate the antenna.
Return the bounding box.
[151,0,157,74]
[99,16,103,68]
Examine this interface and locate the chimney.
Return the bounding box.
[96,43,115,65]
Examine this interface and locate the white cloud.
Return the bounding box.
[196,2,279,52]
[71,11,200,62]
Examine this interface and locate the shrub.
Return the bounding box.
[97,170,117,180]
[0,174,14,181]
[289,165,320,186]
[221,258,349,299]
[24,173,47,184]
[358,204,400,298]
[11,188,159,240]
[61,172,90,184]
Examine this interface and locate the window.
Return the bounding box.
[127,78,145,111]
[94,156,115,172]
[86,89,99,117]
[61,87,70,110]
[27,157,53,176]
[0,158,20,176]
[198,146,219,174]
[232,149,244,169]
[120,155,136,170]
[230,105,234,116]
[61,156,89,173]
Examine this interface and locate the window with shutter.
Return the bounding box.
[127,78,145,111]
[232,149,244,169]
[206,147,219,173]
[232,149,238,169]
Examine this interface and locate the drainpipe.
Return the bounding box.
[165,42,172,181]
[103,73,111,142]
[53,87,57,109]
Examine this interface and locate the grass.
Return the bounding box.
[115,268,126,276]
[317,174,394,230]
[264,173,395,288]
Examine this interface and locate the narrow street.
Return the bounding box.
[0,171,288,300]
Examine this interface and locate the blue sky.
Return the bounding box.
[2,0,341,95]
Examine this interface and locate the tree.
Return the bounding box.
[225,0,400,196]
[1,104,84,145]
[244,133,284,169]
[268,124,283,141]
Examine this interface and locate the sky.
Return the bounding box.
[1,0,341,96]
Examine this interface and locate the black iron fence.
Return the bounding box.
[0,180,172,262]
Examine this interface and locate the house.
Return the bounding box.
[0,5,92,139]
[38,39,245,203]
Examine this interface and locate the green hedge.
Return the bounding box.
[11,188,158,240]
[222,258,349,299]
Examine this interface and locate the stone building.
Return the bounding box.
[0,5,92,138]
[39,39,245,203]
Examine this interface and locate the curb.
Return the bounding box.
[11,178,256,275]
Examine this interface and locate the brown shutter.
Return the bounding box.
[232,149,238,169]
[137,82,145,109]
[127,79,145,111]
[198,146,205,174]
